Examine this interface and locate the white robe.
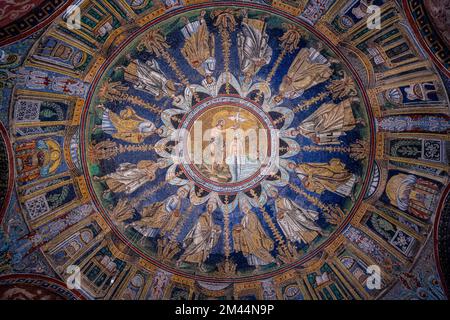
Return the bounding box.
[181,213,220,264]
[237,19,272,77]
[125,59,171,98]
[298,99,357,145]
[276,198,322,245]
[105,163,152,194]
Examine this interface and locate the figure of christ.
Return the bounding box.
[269,189,323,245]
[129,187,189,238]
[226,130,246,183]
[225,113,260,182]
[93,105,163,144]
[225,133,260,182]
[177,202,221,270]
[232,204,276,269]
[275,47,334,101]
[180,10,216,83]
[94,160,166,195]
[229,113,246,179]
[288,159,358,200]
[291,98,365,145]
[237,13,273,84]
[123,58,177,100]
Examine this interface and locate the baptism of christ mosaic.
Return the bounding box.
[84,7,370,279]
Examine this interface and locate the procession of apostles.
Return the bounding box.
[0,0,449,300]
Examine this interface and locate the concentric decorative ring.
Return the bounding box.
[179,95,277,194]
[80,4,374,281]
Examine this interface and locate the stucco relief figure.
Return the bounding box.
[181,10,216,83]
[93,105,162,144]
[233,204,276,268]
[178,201,221,269]
[292,98,364,145]
[130,187,189,237]
[148,270,170,300]
[289,159,358,199]
[94,160,165,195]
[270,189,323,245]
[123,59,177,99]
[277,47,333,100]
[237,12,273,84]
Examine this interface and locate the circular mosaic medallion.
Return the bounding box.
[180,96,276,193]
[82,6,373,281]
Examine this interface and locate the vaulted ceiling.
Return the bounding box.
[0,0,449,300]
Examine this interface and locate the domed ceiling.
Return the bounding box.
[0,0,449,300]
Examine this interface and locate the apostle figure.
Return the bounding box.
[289,159,358,199]
[181,11,216,83]
[232,203,276,268]
[269,189,322,245]
[130,186,189,238]
[94,160,165,195]
[93,105,162,144]
[162,0,179,9]
[237,12,272,84]
[293,98,364,145]
[178,200,221,268]
[123,58,177,99]
[111,199,134,223]
[277,47,333,100]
